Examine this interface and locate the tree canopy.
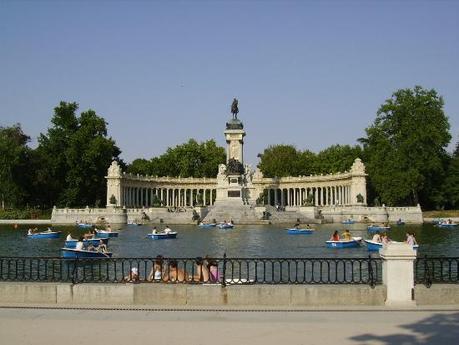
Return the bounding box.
[33,102,121,207]
[360,86,451,207]
[127,139,225,178]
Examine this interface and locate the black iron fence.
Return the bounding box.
[0,255,382,286]
[415,256,459,287]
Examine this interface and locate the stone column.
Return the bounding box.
[380,243,417,306]
[314,188,318,206]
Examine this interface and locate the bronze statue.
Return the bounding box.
[231,98,239,119]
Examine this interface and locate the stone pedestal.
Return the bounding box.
[380,242,417,306]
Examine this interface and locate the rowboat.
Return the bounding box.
[76,223,93,229]
[342,219,356,224]
[326,237,362,249]
[95,229,119,238]
[64,238,109,249]
[198,223,217,228]
[286,228,315,234]
[396,220,405,226]
[27,231,61,239]
[367,225,391,233]
[146,232,177,240]
[61,248,112,258]
[217,223,234,229]
[364,239,419,251]
[436,223,458,228]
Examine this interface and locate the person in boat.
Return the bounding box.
[47,227,53,232]
[163,225,172,234]
[66,233,73,241]
[106,225,112,232]
[381,233,391,245]
[406,232,417,246]
[163,260,188,282]
[372,231,381,243]
[330,230,340,241]
[83,230,93,240]
[148,255,164,282]
[152,226,158,234]
[294,222,300,229]
[97,240,108,253]
[342,229,352,241]
[75,237,85,251]
[229,219,234,225]
[27,228,33,235]
[124,267,140,283]
[192,257,210,282]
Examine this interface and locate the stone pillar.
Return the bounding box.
[106,161,123,207]
[314,188,318,206]
[380,243,417,306]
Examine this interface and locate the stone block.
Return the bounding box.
[133,283,187,305]
[0,282,57,303]
[415,285,459,305]
[186,285,227,305]
[226,285,291,306]
[72,283,133,305]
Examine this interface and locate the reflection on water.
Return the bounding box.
[0,223,458,258]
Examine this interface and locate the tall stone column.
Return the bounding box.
[106,161,123,207]
[350,158,367,205]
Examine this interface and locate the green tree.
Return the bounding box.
[314,145,362,174]
[443,140,459,209]
[0,124,31,208]
[258,145,301,177]
[127,139,225,178]
[361,86,451,207]
[34,102,121,207]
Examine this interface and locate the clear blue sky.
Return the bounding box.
[1,1,458,166]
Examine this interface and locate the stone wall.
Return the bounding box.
[51,207,127,225]
[0,282,386,307]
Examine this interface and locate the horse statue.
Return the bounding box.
[231,98,239,119]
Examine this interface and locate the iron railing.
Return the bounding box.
[415,256,459,287]
[0,255,382,286]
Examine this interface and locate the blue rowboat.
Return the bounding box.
[27,231,61,239]
[326,237,362,249]
[64,238,109,249]
[287,228,315,234]
[436,223,458,228]
[367,226,391,233]
[95,230,119,238]
[76,223,93,229]
[217,223,234,229]
[199,223,217,228]
[364,240,419,251]
[61,248,112,258]
[146,232,177,240]
[342,219,356,224]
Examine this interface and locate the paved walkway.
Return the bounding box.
[0,306,458,345]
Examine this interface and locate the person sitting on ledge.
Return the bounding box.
[330,230,340,241]
[381,233,391,245]
[148,255,164,282]
[207,257,220,283]
[124,267,140,283]
[342,229,352,241]
[163,260,188,282]
[406,232,417,246]
[192,257,210,283]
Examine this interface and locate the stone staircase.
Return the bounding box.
[264,205,320,224]
[203,202,269,225]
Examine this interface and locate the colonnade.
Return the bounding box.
[263,185,351,207]
[121,186,217,208]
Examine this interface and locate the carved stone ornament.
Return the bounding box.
[108,160,122,177]
[350,158,366,174]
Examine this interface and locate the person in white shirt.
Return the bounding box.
[75,237,84,251]
[163,225,172,234]
[66,233,73,241]
[372,232,381,243]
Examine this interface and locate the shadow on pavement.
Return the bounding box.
[350,312,459,345]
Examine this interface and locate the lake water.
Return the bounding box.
[0,223,458,258]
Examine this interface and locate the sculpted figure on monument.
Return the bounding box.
[231,98,239,120]
[226,158,244,175]
[108,160,122,177]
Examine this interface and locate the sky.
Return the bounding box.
[1,0,458,166]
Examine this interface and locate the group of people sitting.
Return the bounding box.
[330,229,353,241]
[123,255,221,283]
[370,232,392,244]
[66,234,109,253]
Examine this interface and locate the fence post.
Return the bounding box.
[380,243,417,306]
[368,255,375,288]
[221,253,227,287]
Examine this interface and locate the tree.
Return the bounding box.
[34,102,122,207]
[361,86,451,207]
[314,145,362,174]
[127,139,225,178]
[0,124,31,208]
[258,145,301,177]
[443,140,459,209]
